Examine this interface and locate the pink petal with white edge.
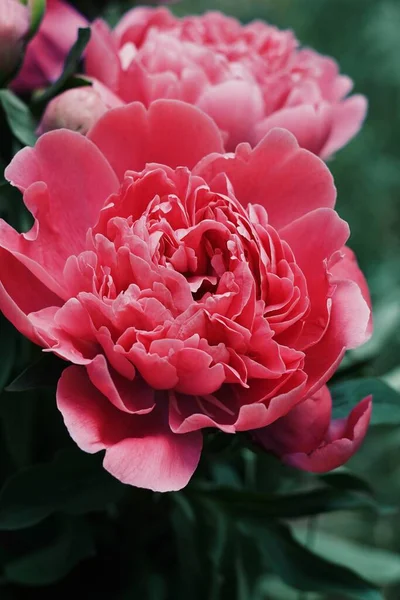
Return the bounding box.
[4,131,119,286]
[321,95,368,159]
[88,99,224,181]
[194,128,336,231]
[57,365,202,491]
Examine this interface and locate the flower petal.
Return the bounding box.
[4,131,119,286]
[57,365,203,491]
[88,99,224,180]
[195,128,336,230]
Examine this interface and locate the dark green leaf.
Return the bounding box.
[242,521,382,600]
[22,0,46,40]
[318,470,374,495]
[33,28,91,107]
[0,316,17,392]
[330,378,400,425]
[192,484,380,519]
[6,353,67,392]
[0,391,37,469]
[0,90,37,146]
[0,448,125,530]
[4,517,95,585]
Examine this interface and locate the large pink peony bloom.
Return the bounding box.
[13,0,87,92]
[0,101,372,491]
[83,7,367,156]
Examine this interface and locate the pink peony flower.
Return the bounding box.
[12,0,88,92]
[0,0,30,80]
[254,385,372,472]
[0,100,372,491]
[83,7,367,156]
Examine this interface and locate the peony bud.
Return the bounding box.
[0,0,30,81]
[37,82,123,135]
[12,0,88,92]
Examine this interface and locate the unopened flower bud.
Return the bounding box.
[38,83,123,135]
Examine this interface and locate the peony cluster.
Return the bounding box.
[42,7,366,157]
[0,3,372,492]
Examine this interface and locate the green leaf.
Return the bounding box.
[242,521,382,600]
[192,484,380,519]
[3,517,95,585]
[6,353,67,392]
[33,28,91,107]
[0,448,125,530]
[0,391,37,469]
[0,90,37,146]
[330,378,400,425]
[0,316,17,392]
[294,527,400,587]
[318,470,374,495]
[21,0,46,40]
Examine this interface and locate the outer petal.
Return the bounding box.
[4,130,119,287]
[197,80,265,151]
[114,7,177,46]
[254,105,331,156]
[321,95,368,159]
[330,246,373,337]
[194,128,336,230]
[88,99,224,181]
[285,397,372,472]
[304,279,371,397]
[103,427,202,493]
[254,385,371,472]
[85,19,120,91]
[57,365,202,492]
[280,207,350,349]
[0,248,62,344]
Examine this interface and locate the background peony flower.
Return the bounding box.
[83,7,367,156]
[0,0,30,81]
[0,100,372,491]
[12,0,88,92]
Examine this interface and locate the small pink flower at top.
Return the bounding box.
[12,0,87,92]
[0,100,372,491]
[0,0,30,81]
[80,7,367,157]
